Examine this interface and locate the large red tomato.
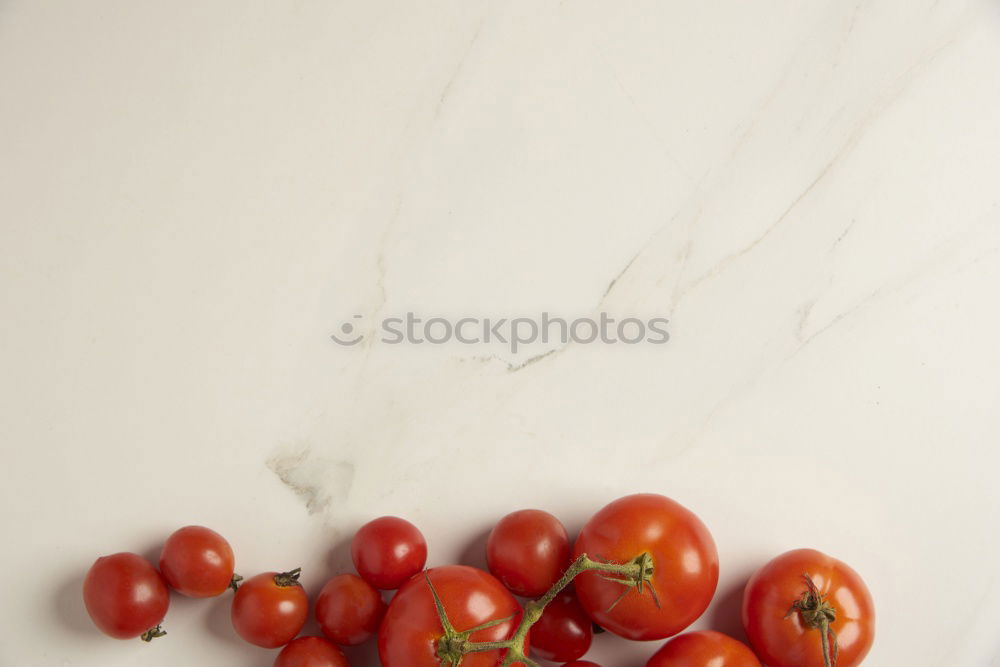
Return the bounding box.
[647,630,760,666]
[274,636,349,667]
[487,509,570,597]
[83,553,170,640]
[378,565,524,666]
[529,590,592,662]
[231,569,309,648]
[742,549,875,667]
[573,494,719,640]
[159,525,236,598]
[352,516,427,590]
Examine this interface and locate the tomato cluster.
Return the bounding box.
[82,494,875,666]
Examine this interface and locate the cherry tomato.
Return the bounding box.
[742,549,874,667]
[378,565,523,666]
[529,590,592,662]
[274,636,349,667]
[231,568,309,648]
[83,552,170,640]
[487,509,570,597]
[159,525,236,598]
[316,573,386,645]
[647,630,761,666]
[573,494,719,640]
[352,516,427,590]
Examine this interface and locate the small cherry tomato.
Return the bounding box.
[352,516,427,590]
[159,525,237,598]
[487,509,570,597]
[647,630,761,666]
[378,565,523,666]
[274,636,349,667]
[529,590,592,662]
[316,573,386,645]
[742,549,874,667]
[573,494,719,641]
[231,568,309,648]
[83,552,170,640]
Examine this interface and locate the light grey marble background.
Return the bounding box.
[2,1,999,665]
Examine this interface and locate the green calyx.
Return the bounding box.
[787,574,839,667]
[427,552,661,667]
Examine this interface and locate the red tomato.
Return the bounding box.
[647,630,760,666]
[274,636,348,667]
[316,573,386,645]
[487,509,570,597]
[742,549,874,667]
[573,494,719,640]
[529,590,592,662]
[83,552,170,640]
[231,569,309,648]
[352,516,427,590]
[378,565,523,666]
[159,525,236,598]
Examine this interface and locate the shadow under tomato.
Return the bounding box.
[457,525,493,571]
[707,573,753,644]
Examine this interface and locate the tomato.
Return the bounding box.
[159,525,236,598]
[742,549,874,667]
[378,565,524,666]
[352,516,427,590]
[274,636,349,667]
[647,630,760,666]
[83,552,170,640]
[316,573,386,645]
[529,590,591,662]
[231,569,309,648]
[487,509,570,597]
[572,494,719,640]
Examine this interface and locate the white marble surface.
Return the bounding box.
[2,1,999,665]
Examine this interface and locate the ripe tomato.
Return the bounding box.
[316,573,386,645]
[159,525,236,598]
[274,636,349,667]
[647,630,760,666]
[352,516,427,590]
[529,590,591,662]
[83,552,170,640]
[231,569,309,648]
[742,549,874,667]
[378,565,523,666]
[487,509,570,597]
[573,494,719,640]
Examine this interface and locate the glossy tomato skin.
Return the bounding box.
[378,565,523,666]
[487,509,570,597]
[231,571,309,648]
[274,636,349,667]
[316,573,386,645]
[159,525,236,597]
[742,549,874,667]
[83,552,170,639]
[573,494,719,641]
[647,630,761,666]
[352,516,427,590]
[529,590,592,662]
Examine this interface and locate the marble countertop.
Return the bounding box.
[2,1,999,665]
